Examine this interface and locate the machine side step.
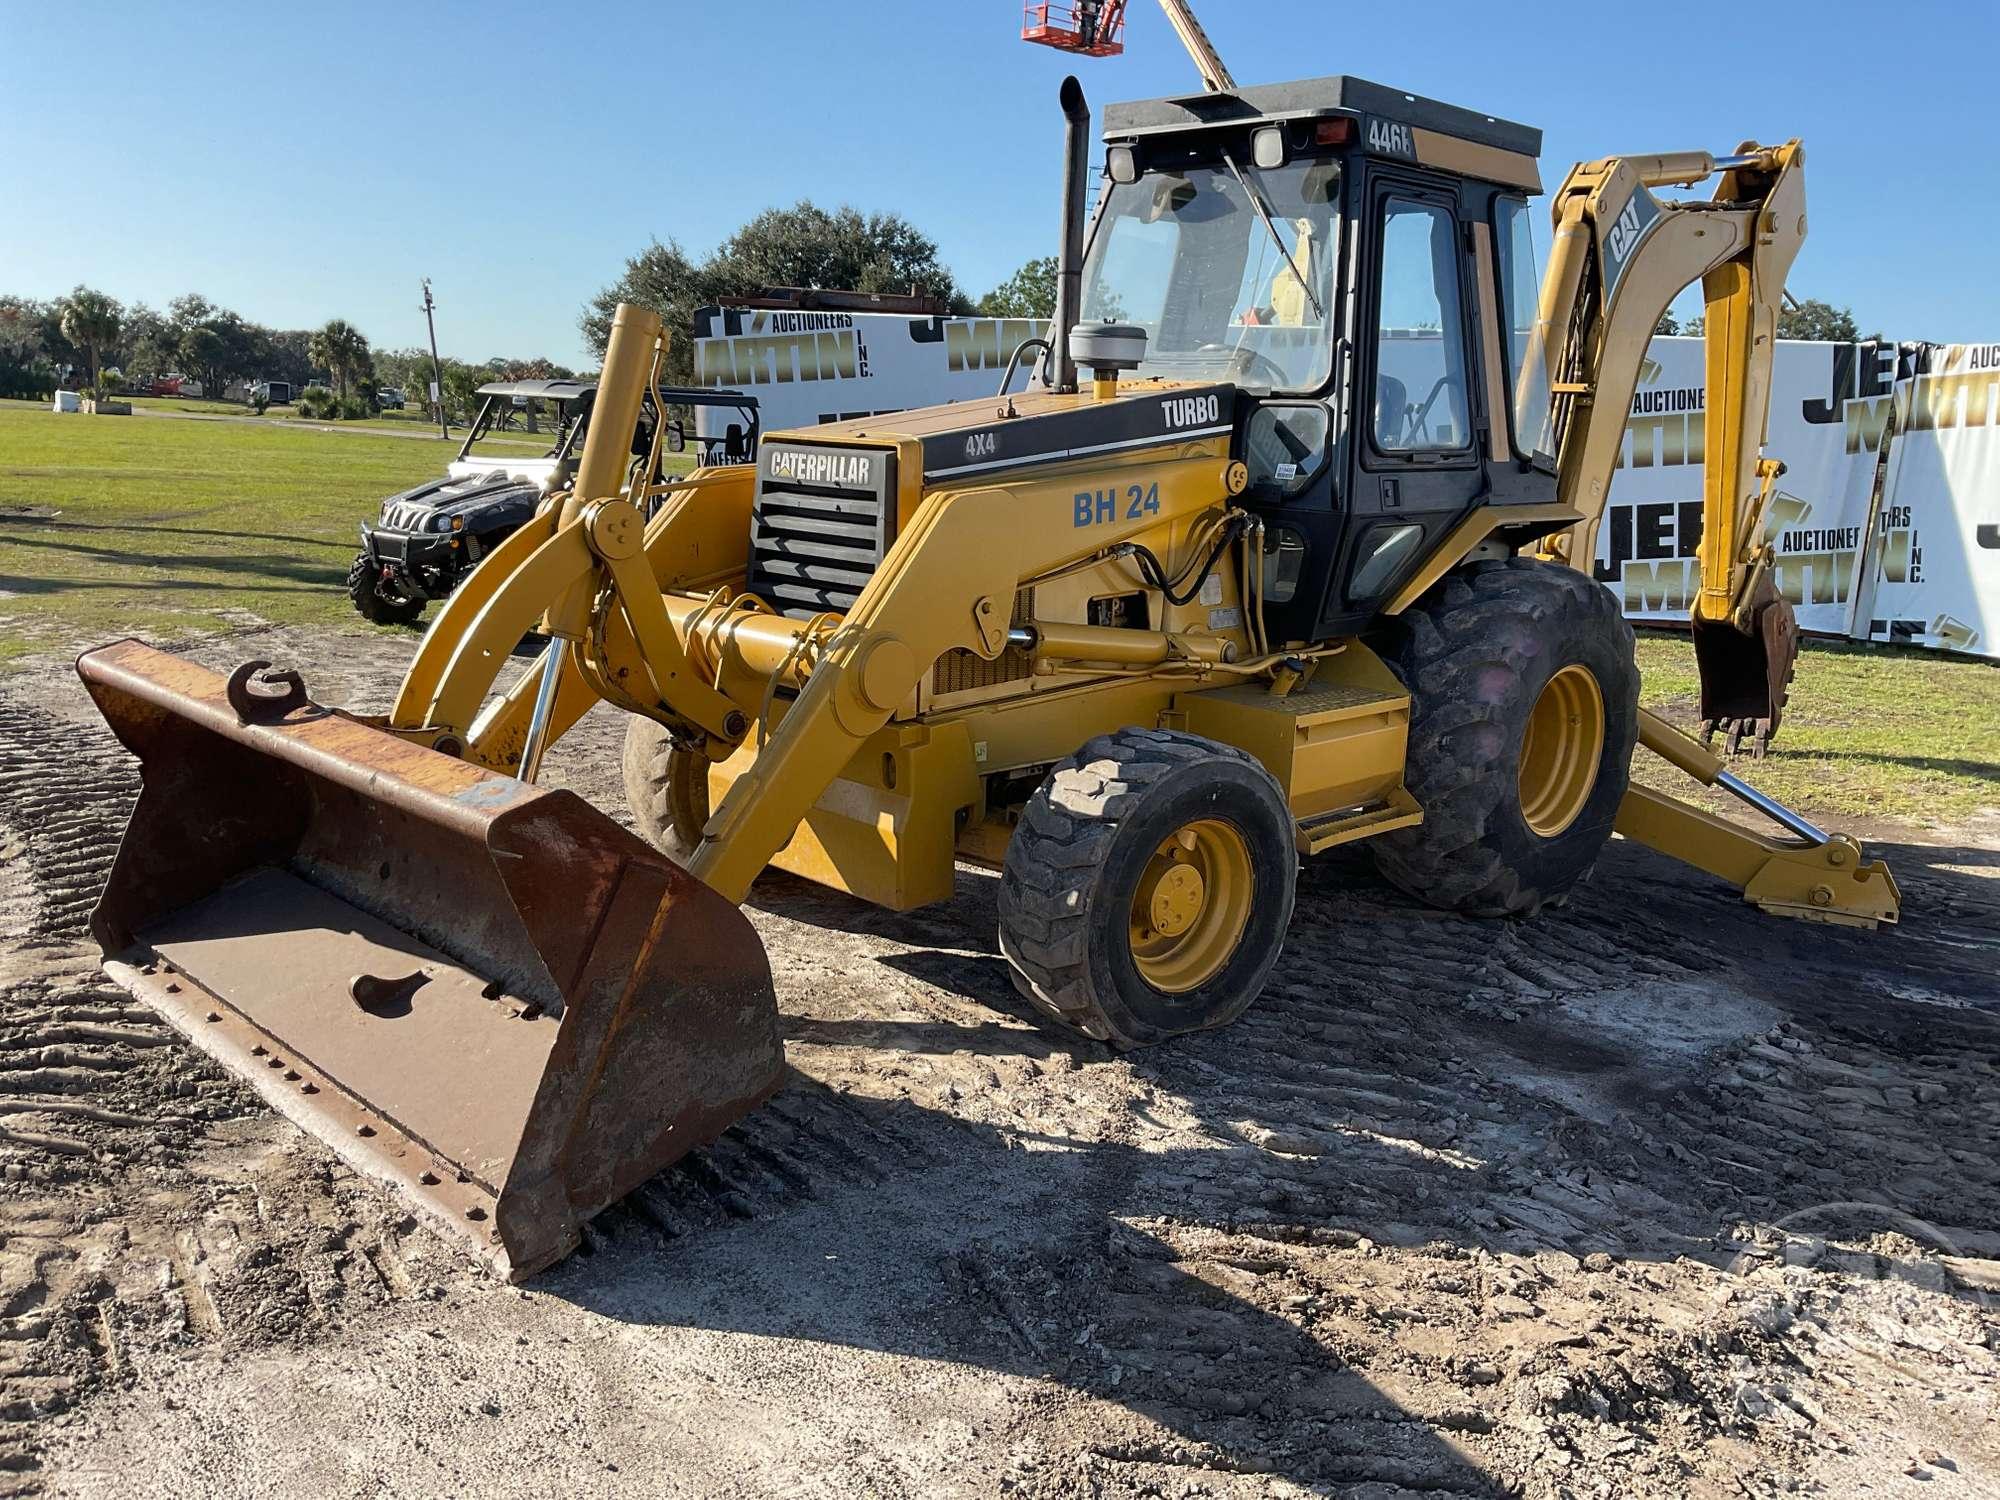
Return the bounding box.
[1294,786,1423,856]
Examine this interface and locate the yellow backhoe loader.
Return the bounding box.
[79,73,1900,1279]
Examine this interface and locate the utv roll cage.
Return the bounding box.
[456,378,762,471]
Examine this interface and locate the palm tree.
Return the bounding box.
[58,287,123,388]
[309,319,370,398]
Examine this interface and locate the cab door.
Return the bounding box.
[1322,173,1488,632]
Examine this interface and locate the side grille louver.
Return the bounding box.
[750,445,896,620]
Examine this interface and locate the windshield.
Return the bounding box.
[1079,156,1340,392]
[461,396,585,466]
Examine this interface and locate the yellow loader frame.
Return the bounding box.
[374,290,1896,933]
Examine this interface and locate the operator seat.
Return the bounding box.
[1375,373,1409,449]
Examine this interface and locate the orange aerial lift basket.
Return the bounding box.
[1021,1,1127,56]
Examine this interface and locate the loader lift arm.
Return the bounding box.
[382,303,1249,906]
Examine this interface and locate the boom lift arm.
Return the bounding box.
[1527,143,1808,755]
[1156,0,1233,91]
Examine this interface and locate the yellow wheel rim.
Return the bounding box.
[1517,663,1606,838]
[1128,819,1254,994]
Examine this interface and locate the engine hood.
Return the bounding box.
[785,381,1238,483]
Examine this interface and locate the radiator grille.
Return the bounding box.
[749,444,896,620]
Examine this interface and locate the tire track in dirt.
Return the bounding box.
[0,681,1022,1491]
[0,698,458,1491]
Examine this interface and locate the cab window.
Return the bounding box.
[1083,215,1179,328]
[1372,198,1471,454]
[1494,195,1554,459]
[1081,159,1340,392]
[1242,403,1330,498]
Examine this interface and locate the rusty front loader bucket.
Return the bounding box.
[1693,579,1802,758]
[76,640,783,1281]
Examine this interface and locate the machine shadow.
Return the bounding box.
[548,828,1998,1491]
[0,529,349,594]
[547,1076,1518,1495]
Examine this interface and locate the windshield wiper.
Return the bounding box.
[1219,147,1323,322]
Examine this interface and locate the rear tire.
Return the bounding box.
[999,728,1297,1051]
[1371,556,1639,917]
[622,716,708,864]
[347,554,425,625]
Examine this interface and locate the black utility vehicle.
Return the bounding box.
[348,379,759,624]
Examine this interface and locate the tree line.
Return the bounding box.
[0,289,314,403]
[581,201,1058,380]
[1656,299,1867,341]
[0,287,575,421]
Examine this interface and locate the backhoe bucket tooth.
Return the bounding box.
[1692,585,1800,758]
[75,639,783,1281]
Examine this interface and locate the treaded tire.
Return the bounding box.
[999,727,1297,1051]
[622,715,707,864]
[346,553,425,625]
[1371,556,1639,917]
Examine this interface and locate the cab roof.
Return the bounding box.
[1102,74,1541,162]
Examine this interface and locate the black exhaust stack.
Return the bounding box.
[1053,76,1091,394]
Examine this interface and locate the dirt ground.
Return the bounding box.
[1,624,1995,1499]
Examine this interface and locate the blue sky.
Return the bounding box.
[4,1,1992,366]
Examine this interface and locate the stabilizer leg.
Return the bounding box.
[1618,708,1900,927]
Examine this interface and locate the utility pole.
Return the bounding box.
[421,278,449,438]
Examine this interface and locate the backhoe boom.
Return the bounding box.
[1529,143,1808,755]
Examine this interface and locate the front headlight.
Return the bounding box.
[431,514,453,532]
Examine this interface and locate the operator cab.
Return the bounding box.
[1083,76,1554,642]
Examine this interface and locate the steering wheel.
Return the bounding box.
[1197,344,1290,389]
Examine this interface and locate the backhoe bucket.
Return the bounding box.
[1693,581,1801,758]
[76,640,783,1281]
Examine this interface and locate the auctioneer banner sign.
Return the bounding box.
[692,309,2000,660]
[691,306,1048,430]
[1594,337,2000,659]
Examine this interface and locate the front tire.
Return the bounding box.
[1370,556,1639,917]
[999,728,1297,1051]
[622,715,708,864]
[346,553,426,625]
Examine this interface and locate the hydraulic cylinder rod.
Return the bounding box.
[1637,707,1826,844]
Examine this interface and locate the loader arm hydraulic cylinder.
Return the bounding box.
[385,305,748,765]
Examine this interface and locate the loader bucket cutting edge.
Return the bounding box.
[75,639,784,1281]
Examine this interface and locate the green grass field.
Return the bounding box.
[1,398,1993,827]
[116,394,548,449]
[1631,630,1998,826]
[126,394,441,424]
[124,394,257,418]
[0,400,449,657]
